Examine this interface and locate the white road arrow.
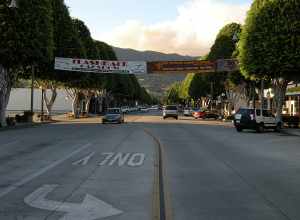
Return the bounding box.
[72,152,95,166]
[24,185,123,220]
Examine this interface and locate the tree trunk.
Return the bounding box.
[273,78,289,122]
[0,65,12,127]
[72,92,81,118]
[43,87,57,118]
[85,97,92,114]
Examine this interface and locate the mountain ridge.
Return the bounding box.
[113,46,199,61]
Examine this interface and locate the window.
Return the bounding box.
[256,109,261,116]
[237,109,254,116]
[263,110,273,117]
[166,106,177,110]
[107,109,120,114]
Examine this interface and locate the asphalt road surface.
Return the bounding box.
[0,112,300,220]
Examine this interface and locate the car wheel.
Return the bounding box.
[256,123,264,133]
[163,117,166,120]
[175,116,178,120]
[275,122,282,132]
[236,126,243,132]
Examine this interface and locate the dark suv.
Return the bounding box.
[234,108,281,132]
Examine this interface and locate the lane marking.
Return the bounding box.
[24,184,123,220]
[0,143,92,198]
[128,153,146,167]
[99,152,146,167]
[72,152,95,166]
[99,153,115,166]
[144,129,172,220]
[108,153,131,166]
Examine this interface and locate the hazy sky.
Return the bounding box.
[65,0,252,56]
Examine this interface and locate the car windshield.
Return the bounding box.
[166,106,177,110]
[237,108,254,115]
[107,109,120,114]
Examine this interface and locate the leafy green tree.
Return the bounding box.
[35,0,86,118]
[189,74,211,101]
[238,0,300,120]
[95,41,117,60]
[0,0,53,126]
[207,23,241,61]
[180,73,194,101]
[72,19,99,59]
[165,82,182,104]
[179,73,211,106]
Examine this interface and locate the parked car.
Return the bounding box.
[121,106,129,114]
[205,111,219,120]
[183,108,193,116]
[282,115,300,128]
[140,107,149,112]
[234,108,281,132]
[102,108,124,124]
[149,105,159,111]
[192,109,206,119]
[163,105,178,119]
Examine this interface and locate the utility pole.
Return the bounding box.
[210,82,213,111]
[252,81,256,108]
[260,79,264,115]
[41,88,44,121]
[30,65,35,115]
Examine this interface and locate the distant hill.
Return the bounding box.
[112,47,199,98]
[113,47,199,61]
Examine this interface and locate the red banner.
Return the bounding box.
[147,61,216,73]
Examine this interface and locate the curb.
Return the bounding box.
[0,121,53,132]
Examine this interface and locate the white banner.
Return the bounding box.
[54,57,147,74]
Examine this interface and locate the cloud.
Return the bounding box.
[98,0,250,56]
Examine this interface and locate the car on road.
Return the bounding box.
[149,105,159,111]
[102,108,124,124]
[204,111,220,120]
[192,109,206,119]
[122,106,131,114]
[140,107,149,112]
[183,107,193,116]
[192,109,219,120]
[234,107,281,132]
[163,105,178,120]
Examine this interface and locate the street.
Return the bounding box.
[0,112,300,220]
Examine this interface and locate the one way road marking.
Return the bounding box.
[72,152,95,166]
[24,185,123,220]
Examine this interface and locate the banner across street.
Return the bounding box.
[54,57,147,74]
[55,57,238,74]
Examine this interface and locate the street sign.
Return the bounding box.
[54,57,147,74]
[24,185,123,220]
